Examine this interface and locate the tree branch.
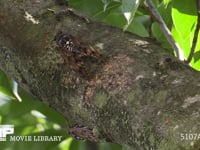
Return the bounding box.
[145,0,185,61]
[1,0,200,149]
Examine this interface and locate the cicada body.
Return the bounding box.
[54,31,103,80]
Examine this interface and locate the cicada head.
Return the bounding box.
[54,31,72,48]
[54,31,81,53]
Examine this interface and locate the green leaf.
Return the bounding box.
[59,137,73,150]
[99,10,126,28]
[191,37,200,71]
[68,0,104,16]
[126,16,149,37]
[171,0,199,64]
[69,0,122,20]
[157,2,172,27]
[101,0,122,12]
[171,26,190,57]
[163,0,171,5]
[95,1,122,18]
[0,71,16,102]
[121,0,141,30]
[0,87,15,101]
[172,0,197,38]
[0,70,12,89]
[151,22,173,53]
[193,51,200,63]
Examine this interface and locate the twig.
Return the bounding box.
[185,0,200,64]
[145,0,185,61]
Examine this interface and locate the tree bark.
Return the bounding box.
[1,0,200,149]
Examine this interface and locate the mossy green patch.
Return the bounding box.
[93,92,109,109]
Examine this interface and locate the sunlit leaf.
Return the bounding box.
[172,0,197,39]
[163,0,171,5]
[171,26,190,58]
[59,137,73,150]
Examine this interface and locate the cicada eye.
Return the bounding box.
[59,38,69,48]
[54,31,72,48]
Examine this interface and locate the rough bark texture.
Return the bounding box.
[1,0,200,149]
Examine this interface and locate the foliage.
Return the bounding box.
[69,0,200,71]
